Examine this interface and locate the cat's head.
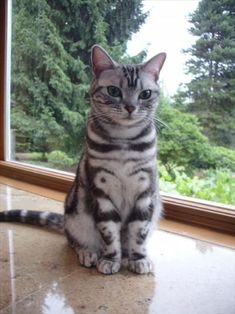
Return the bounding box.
[90,45,166,126]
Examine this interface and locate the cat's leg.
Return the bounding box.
[96,221,122,274]
[95,198,122,274]
[128,198,154,274]
[76,248,99,268]
[128,221,152,274]
[65,175,103,268]
[65,211,101,268]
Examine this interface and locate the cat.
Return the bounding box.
[0,45,166,275]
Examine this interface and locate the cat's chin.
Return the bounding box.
[118,116,142,126]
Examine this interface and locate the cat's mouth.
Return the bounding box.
[124,112,136,121]
[121,112,143,125]
[126,113,134,119]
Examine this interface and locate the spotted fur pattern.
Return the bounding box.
[0,45,166,275]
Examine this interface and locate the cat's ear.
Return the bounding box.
[91,45,117,77]
[142,52,166,80]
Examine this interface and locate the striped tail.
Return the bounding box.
[0,210,64,233]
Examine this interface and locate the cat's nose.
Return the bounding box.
[125,105,135,114]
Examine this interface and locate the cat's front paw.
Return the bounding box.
[97,258,121,275]
[77,249,98,268]
[129,258,152,274]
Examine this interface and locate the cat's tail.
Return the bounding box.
[0,210,64,233]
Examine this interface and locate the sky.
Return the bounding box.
[127,0,200,96]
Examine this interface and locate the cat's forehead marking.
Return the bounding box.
[122,65,139,88]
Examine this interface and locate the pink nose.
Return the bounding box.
[125,105,135,113]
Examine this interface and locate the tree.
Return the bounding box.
[157,96,235,175]
[158,97,214,175]
[181,0,235,147]
[11,0,147,156]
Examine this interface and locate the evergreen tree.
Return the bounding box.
[11,0,147,156]
[182,0,235,147]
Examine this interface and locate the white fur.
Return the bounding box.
[92,158,154,224]
[39,211,50,225]
[20,210,28,223]
[128,220,150,256]
[136,196,152,210]
[65,212,102,252]
[97,198,115,212]
[129,258,152,274]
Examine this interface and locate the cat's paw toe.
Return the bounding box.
[77,249,98,268]
[129,258,152,274]
[97,259,121,275]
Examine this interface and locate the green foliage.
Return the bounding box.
[47,150,74,167]
[180,0,235,147]
[158,96,235,175]
[105,0,147,45]
[31,152,46,161]
[11,0,147,156]
[11,106,35,152]
[162,0,235,205]
[158,95,235,205]
[158,97,214,173]
[159,164,235,205]
[11,0,235,205]
[209,146,235,171]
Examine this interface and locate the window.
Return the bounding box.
[1,0,235,233]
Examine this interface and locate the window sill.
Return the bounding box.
[161,192,235,234]
[0,174,234,249]
[0,160,74,192]
[0,160,235,235]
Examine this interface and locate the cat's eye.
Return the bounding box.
[107,86,122,97]
[139,89,152,99]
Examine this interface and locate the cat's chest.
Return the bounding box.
[92,157,155,216]
[94,160,151,189]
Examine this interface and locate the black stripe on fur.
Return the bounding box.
[128,203,154,223]
[87,135,120,152]
[131,252,146,260]
[87,135,155,153]
[95,209,121,223]
[0,210,64,232]
[129,138,155,152]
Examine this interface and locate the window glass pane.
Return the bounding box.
[10,0,235,206]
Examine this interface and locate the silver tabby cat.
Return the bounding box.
[0,45,166,275]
